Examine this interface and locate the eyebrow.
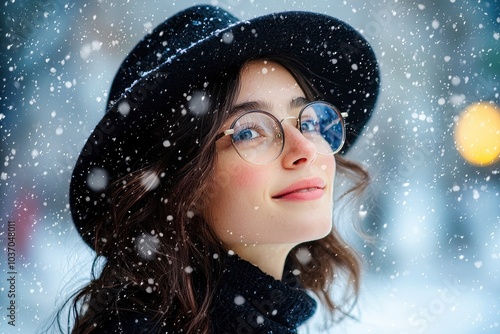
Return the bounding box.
[290,96,310,109]
[230,96,310,115]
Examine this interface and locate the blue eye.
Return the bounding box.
[233,128,260,142]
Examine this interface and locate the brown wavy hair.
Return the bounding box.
[58,54,370,333]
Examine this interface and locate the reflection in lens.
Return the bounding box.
[303,103,344,153]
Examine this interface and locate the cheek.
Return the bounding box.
[319,156,336,176]
[216,160,264,189]
[204,161,265,230]
[201,162,255,221]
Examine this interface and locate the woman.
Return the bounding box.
[64,4,379,333]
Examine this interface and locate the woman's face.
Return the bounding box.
[204,60,336,251]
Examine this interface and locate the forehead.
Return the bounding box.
[235,60,305,107]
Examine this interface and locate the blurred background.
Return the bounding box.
[1,0,499,333]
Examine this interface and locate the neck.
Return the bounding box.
[228,243,296,279]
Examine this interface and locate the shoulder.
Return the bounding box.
[73,284,181,334]
[88,310,176,334]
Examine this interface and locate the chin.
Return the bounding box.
[288,219,333,244]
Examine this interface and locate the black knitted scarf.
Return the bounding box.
[211,254,317,333]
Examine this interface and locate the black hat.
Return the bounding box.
[70,5,380,248]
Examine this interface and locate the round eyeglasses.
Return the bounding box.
[215,101,348,164]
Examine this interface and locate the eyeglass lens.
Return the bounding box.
[300,103,344,154]
[231,111,284,163]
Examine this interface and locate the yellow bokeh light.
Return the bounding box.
[454,102,500,166]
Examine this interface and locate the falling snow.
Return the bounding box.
[1,1,498,333]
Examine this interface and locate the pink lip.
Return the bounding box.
[272,177,326,201]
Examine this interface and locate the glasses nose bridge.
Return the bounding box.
[280,115,300,131]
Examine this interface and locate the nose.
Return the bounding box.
[280,121,317,168]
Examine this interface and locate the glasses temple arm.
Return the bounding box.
[215,129,235,141]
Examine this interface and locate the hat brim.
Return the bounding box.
[70,8,380,247]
